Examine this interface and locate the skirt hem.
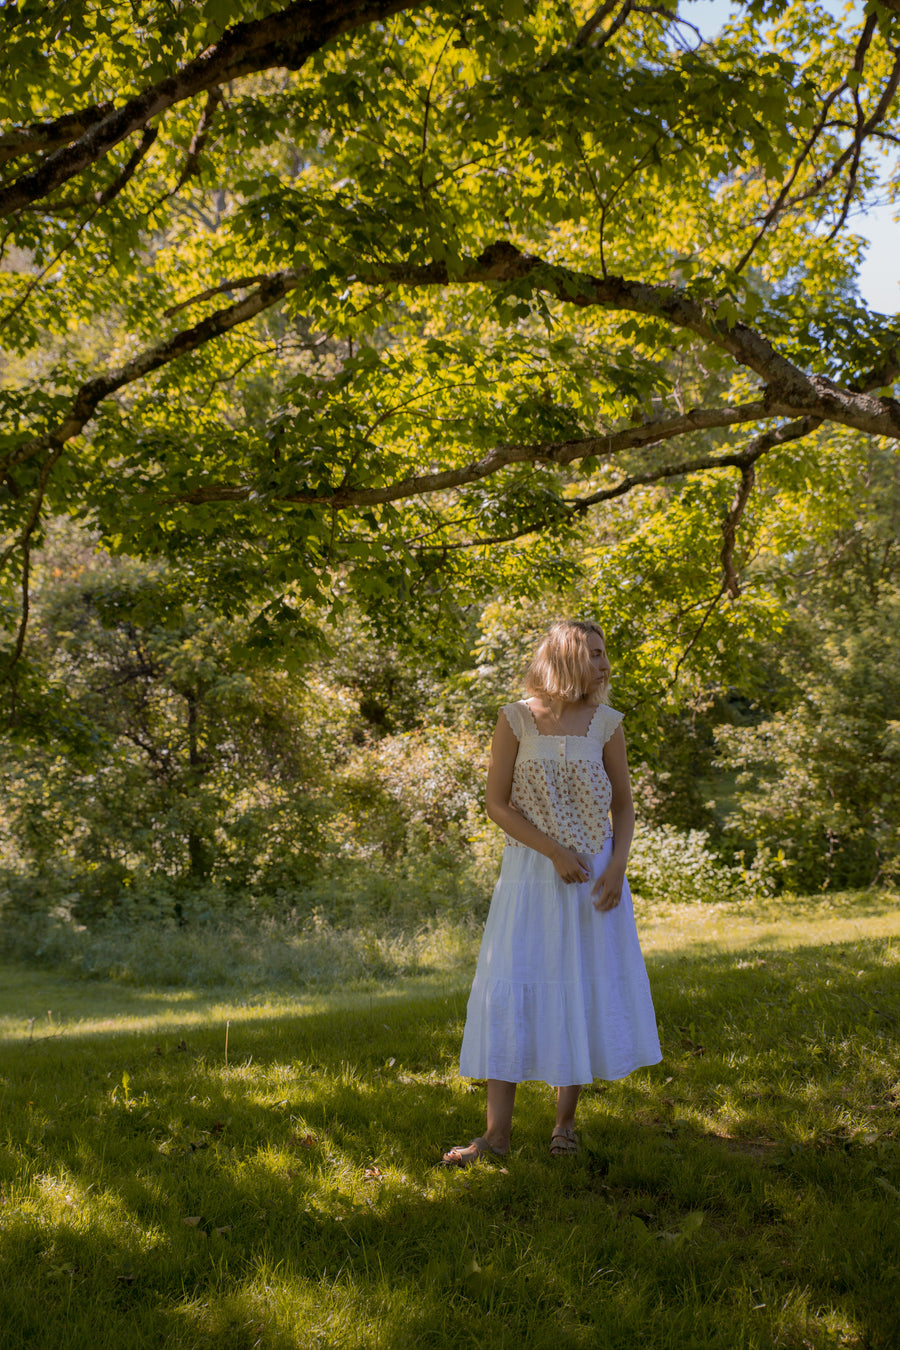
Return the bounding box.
[458,840,661,1086]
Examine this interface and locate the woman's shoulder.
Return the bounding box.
[499,700,532,739]
[591,702,625,744]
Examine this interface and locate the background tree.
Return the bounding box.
[1,0,899,691]
[2,0,900,917]
[715,438,900,888]
[1,526,490,924]
[3,545,328,918]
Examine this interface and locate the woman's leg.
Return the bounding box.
[442,1078,516,1164]
[549,1084,583,1155]
[485,1078,517,1151]
[554,1084,582,1130]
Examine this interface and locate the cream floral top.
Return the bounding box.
[501,700,624,852]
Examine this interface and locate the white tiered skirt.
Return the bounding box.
[459,840,661,1086]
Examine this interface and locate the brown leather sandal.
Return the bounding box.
[440,1136,508,1168]
[549,1126,580,1157]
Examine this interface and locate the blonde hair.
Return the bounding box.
[524,620,608,704]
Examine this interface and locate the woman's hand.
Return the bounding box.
[551,845,591,885]
[592,861,626,912]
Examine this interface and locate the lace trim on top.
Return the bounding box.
[501,699,624,853]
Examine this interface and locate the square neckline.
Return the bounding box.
[520,699,603,740]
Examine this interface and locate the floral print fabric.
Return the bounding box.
[501,700,624,852]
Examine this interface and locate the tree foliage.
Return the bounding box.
[1,0,899,687]
[716,439,900,888]
[0,531,491,922]
[1,552,327,917]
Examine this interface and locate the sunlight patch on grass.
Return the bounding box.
[0,972,469,1044]
[0,894,898,1348]
[635,891,900,958]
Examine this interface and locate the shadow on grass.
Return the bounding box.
[0,962,467,1047]
[0,937,898,1349]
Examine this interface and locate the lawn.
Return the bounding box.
[1,893,899,1349]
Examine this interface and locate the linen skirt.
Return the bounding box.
[459,840,661,1086]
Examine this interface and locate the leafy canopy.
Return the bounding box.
[1,0,899,677]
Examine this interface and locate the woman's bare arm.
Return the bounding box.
[592,725,635,911]
[484,711,590,884]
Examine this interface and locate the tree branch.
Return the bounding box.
[0,0,426,220]
[6,244,900,496]
[573,0,622,47]
[849,344,900,393]
[162,401,771,510]
[163,274,277,319]
[156,90,222,207]
[0,125,160,326]
[670,586,726,685]
[718,415,820,597]
[2,269,307,475]
[412,447,767,553]
[153,418,831,567]
[720,463,756,599]
[736,15,900,268]
[574,0,635,49]
[417,416,817,568]
[0,105,115,166]
[783,48,900,225]
[367,245,900,436]
[94,125,159,206]
[1,442,67,681]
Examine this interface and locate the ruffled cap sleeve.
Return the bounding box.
[592,704,624,745]
[500,702,525,740]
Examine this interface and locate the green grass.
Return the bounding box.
[1,893,899,1349]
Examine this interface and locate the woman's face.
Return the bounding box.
[586,633,611,692]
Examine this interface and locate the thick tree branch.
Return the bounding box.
[368,245,900,436]
[163,275,276,319]
[2,270,307,474]
[575,415,820,513]
[718,415,819,598]
[422,419,821,556]
[0,128,159,327]
[0,0,425,220]
[161,402,771,509]
[720,463,755,599]
[415,447,768,553]
[0,105,115,166]
[5,246,900,495]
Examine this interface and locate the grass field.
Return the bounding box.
[1,893,899,1349]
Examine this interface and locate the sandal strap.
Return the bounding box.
[549,1127,580,1155]
[440,1136,509,1167]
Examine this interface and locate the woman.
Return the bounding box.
[442,620,660,1164]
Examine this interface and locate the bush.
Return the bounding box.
[715,591,900,891]
[0,864,487,990]
[626,823,777,906]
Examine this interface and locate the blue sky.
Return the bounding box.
[682,0,899,311]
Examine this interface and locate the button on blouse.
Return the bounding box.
[501,699,624,853]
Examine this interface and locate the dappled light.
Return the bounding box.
[2,2,900,1344]
[1,899,898,1348]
